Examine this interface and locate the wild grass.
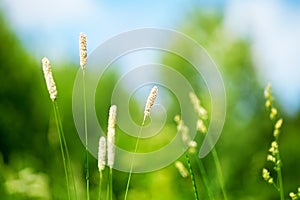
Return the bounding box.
[79,32,90,200]
[124,86,158,200]
[41,57,77,199]
[38,33,300,200]
[262,83,300,200]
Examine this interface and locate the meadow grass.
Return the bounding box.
[39,32,300,200]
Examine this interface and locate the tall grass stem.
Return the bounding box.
[52,101,71,200]
[185,153,199,200]
[124,120,145,200]
[98,171,103,200]
[276,153,284,200]
[211,148,228,200]
[109,167,113,200]
[54,101,78,199]
[82,70,90,200]
[194,155,214,200]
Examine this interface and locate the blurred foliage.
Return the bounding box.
[1,7,300,200]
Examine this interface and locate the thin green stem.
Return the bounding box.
[82,70,90,200]
[211,148,228,200]
[276,153,284,200]
[52,101,71,200]
[194,155,215,200]
[185,153,199,200]
[106,169,109,200]
[109,167,113,200]
[54,101,77,199]
[98,171,103,200]
[124,120,145,200]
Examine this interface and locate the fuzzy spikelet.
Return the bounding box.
[107,105,117,168]
[143,86,158,120]
[174,115,190,145]
[79,32,87,69]
[189,92,208,120]
[262,168,273,184]
[98,136,106,171]
[42,57,57,101]
[175,161,189,178]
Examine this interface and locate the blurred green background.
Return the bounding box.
[1,1,300,200]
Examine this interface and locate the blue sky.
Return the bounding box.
[0,0,299,114]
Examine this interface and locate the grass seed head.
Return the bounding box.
[41,57,57,101]
[189,92,208,120]
[262,168,273,184]
[267,154,276,163]
[264,83,271,99]
[175,161,189,178]
[79,32,87,69]
[143,86,158,119]
[196,119,207,134]
[98,136,106,171]
[107,105,117,168]
[270,108,278,120]
[275,118,283,130]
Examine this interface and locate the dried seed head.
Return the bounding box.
[143,86,158,120]
[175,161,189,178]
[107,105,117,168]
[98,136,106,171]
[79,32,87,69]
[42,57,57,101]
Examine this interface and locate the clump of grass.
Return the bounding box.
[124,86,158,200]
[262,83,284,200]
[41,57,77,200]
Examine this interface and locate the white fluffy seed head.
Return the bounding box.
[107,105,117,168]
[79,32,87,69]
[108,105,117,130]
[144,86,158,119]
[98,136,106,171]
[42,57,57,101]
